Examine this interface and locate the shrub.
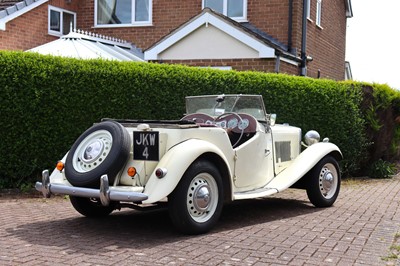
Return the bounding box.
[367,159,396,179]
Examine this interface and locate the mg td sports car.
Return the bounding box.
[36,94,342,234]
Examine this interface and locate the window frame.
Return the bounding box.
[48,5,76,36]
[94,0,153,28]
[316,0,322,27]
[202,0,248,22]
[306,0,311,20]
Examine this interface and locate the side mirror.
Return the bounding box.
[269,114,277,126]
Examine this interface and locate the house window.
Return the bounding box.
[96,0,152,27]
[203,0,247,21]
[48,6,76,36]
[306,0,311,20]
[316,0,322,27]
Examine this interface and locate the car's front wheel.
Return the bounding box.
[69,196,117,217]
[306,155,341,207]
[168,160,224,234]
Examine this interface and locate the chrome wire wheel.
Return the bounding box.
[186,173,219,223]
[318,163,338,199]
[72,130,113,173]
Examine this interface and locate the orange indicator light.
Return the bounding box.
[127,167,137,177]
[56,161,64,171]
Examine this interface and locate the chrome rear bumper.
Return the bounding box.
[35,170,148,206]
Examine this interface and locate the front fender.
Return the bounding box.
[142,139,233,204]
[267,142,342,192]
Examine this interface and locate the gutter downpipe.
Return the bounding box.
[287,0,293,53]
[300,0,308,76]
[275,53,281,73]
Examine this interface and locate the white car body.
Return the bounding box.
[36,94,342,234]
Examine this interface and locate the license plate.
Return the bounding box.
[133,131,159,161]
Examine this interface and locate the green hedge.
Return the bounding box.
[0,51,398,187]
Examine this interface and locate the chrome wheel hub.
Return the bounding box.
[72,130,113,173]
[82,140,104,163]
[319,163,338,199]
[193,184,211,211]
[186,173,218,223]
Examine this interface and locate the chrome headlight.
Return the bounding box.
[304,130,320,146]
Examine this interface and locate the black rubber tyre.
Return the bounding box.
[70,196,116,217]
[65,121,131,188]
[306,155,341,207]
[168,160,224,234]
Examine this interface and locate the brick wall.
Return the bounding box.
[0,0,347,80]
[248,0,291,45]
[77,0,202,50]
[0,0,79,50]
[0,3,51,50]
[303,0,348,80]
[76,1,300,52]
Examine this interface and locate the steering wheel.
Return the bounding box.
[214,112,245,148]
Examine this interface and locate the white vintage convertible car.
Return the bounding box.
[36,94,342,234]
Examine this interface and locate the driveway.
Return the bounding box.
[1,175,400,265]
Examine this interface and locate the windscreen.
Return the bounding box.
[185,95,267,120]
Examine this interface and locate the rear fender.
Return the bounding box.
[143,139,233,204]
[267,142,342,191]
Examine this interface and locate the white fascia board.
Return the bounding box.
[0,0,48,31]
[145,12,275,60]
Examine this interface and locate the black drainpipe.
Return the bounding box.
[300,0,308,76]
[275,52,281,73]
[287,0,293,53]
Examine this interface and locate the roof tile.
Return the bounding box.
[0,0,20,11]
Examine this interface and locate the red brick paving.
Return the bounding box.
[1,175,400,265]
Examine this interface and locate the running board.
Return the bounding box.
[233,187,279,200]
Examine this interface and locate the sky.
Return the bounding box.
[345,0,400,90]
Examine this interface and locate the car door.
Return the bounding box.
[233,127,274,189]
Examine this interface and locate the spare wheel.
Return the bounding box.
[65,121,131,188]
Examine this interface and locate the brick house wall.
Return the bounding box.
[75,0,303,75]
[77,0,203,50]
[305,0,348,79]
[76,1,302,52]
[0,0,349,80]
[0,3,52,50]
[0,0,79,50]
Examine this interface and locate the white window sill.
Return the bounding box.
[48,31,62,37]
[316,24,323,30]
[93,23,153,28]
[231,18,248,23]
[307,18,313,23]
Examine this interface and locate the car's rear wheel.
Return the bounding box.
[65,121,131,188]
[306,155,340,207]
[69,196,117,217]
[168,160,224,234]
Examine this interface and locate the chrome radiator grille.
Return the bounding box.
[275,141,291,163]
